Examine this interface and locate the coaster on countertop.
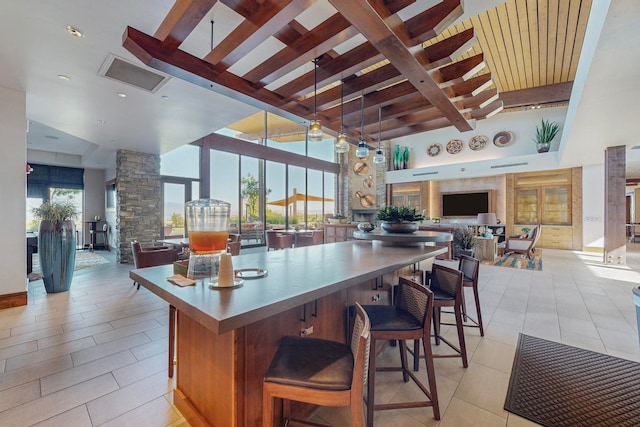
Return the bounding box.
[167,274,196,287]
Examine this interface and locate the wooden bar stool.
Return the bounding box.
[362,277,439,426]
[458,255,483,336]
[262,302,370,427]
[411,260,477,371]
[429,263,468,367]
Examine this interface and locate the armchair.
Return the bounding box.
[294,229,324,247]
[131,241,179,289]
[502,226,541,258]
[265,230,294,250]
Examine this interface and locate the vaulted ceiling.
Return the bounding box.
[123,0,591,146]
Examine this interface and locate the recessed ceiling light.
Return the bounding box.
[65,25,83,37]
[57,74,71,81]
[161,95,169,100]
[117,92,127,98]
[97,119,106,125]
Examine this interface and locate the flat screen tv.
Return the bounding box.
[442,191,491,217]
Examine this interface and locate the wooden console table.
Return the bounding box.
[130,241,445,427]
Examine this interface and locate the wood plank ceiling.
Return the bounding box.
[123,0,591,146]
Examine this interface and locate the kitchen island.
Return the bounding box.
[130,240,447,427]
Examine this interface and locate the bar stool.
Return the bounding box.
[262,302,370,427]
[362,276,439,425]
[458,255,483,336]
[429,263,468,368]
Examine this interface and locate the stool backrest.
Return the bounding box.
[397,276,434,329]
[430,264,464,301]
[458,255,479,284]
[351,302,371,394]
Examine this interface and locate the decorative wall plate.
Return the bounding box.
[353,161,368,175]
[354,190,375,208]
[363,175,373,188]
[469,135,488,151]
[493,131,514,147]
[446,139,464,154]
[427,143,442,157]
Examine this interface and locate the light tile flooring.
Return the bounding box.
[2,245,640,426]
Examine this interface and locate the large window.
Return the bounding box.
[162,110,340,247]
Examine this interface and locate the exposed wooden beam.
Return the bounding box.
[154,0,219,51]
[204,0,314,67]
[330,0,474,132]
[123,26,328,124]
[499,82,573,109]
[438,54,486,88]
[404,0,464,46]
[242,13,358,85]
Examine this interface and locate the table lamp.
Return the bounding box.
[477,213,498,236]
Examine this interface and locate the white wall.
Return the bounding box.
[582,164,605,249]
[387,107,567,179]
[0,86,28,297]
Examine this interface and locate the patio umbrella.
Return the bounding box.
[267,188,334,217]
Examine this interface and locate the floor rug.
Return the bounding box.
[484,250,542,271]
[28,251,111,281]
[504,334,640,427]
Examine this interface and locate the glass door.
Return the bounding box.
[162,180,194,239]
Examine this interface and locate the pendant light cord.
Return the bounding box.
[340,80,344,133]
[377,106,381,148]
[313,58,318,120]
[360,96,365,140]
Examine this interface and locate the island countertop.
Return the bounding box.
[130,240,445,335]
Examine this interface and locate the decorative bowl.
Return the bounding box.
[380,221,419,233]
[357,222,375,232]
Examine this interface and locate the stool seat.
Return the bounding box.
[264,336,353,391]
[262,303,370,427]
[364,305,422,331]
[432,288,455,301]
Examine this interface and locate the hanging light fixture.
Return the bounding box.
[355,95,369,159]
[308,57,323,142]
[373,106,386,164]
[335,80,349,153]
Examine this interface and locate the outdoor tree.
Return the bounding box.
[171,212,184,228]
[241,174,271,221]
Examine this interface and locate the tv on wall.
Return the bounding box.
[442,191,491,217]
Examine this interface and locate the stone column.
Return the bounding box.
[116,150,161,263]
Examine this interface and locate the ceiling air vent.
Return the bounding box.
[99,54,170,93]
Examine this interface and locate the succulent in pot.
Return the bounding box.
[377,206,424,233]
[533,118,560,153]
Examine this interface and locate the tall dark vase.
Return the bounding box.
[39,220,76,293]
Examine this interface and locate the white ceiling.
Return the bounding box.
[1,0,639,176]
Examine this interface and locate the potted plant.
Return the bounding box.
[376,206,424,233]
[453,226,477,258]
[534,118,560,153]
[32,201,78,293]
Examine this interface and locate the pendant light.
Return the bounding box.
[373,106,386,164]
[355,95,369,159]
[308,57,322,142]
[334,80,349,153]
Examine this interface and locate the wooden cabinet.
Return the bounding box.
[539,226,573,249]
[324,224,356,243]
[514,171,572,226]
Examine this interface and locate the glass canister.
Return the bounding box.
[185,199,231,254]
[185,199,230,279]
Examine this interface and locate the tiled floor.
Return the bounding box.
[2,245,640,426]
